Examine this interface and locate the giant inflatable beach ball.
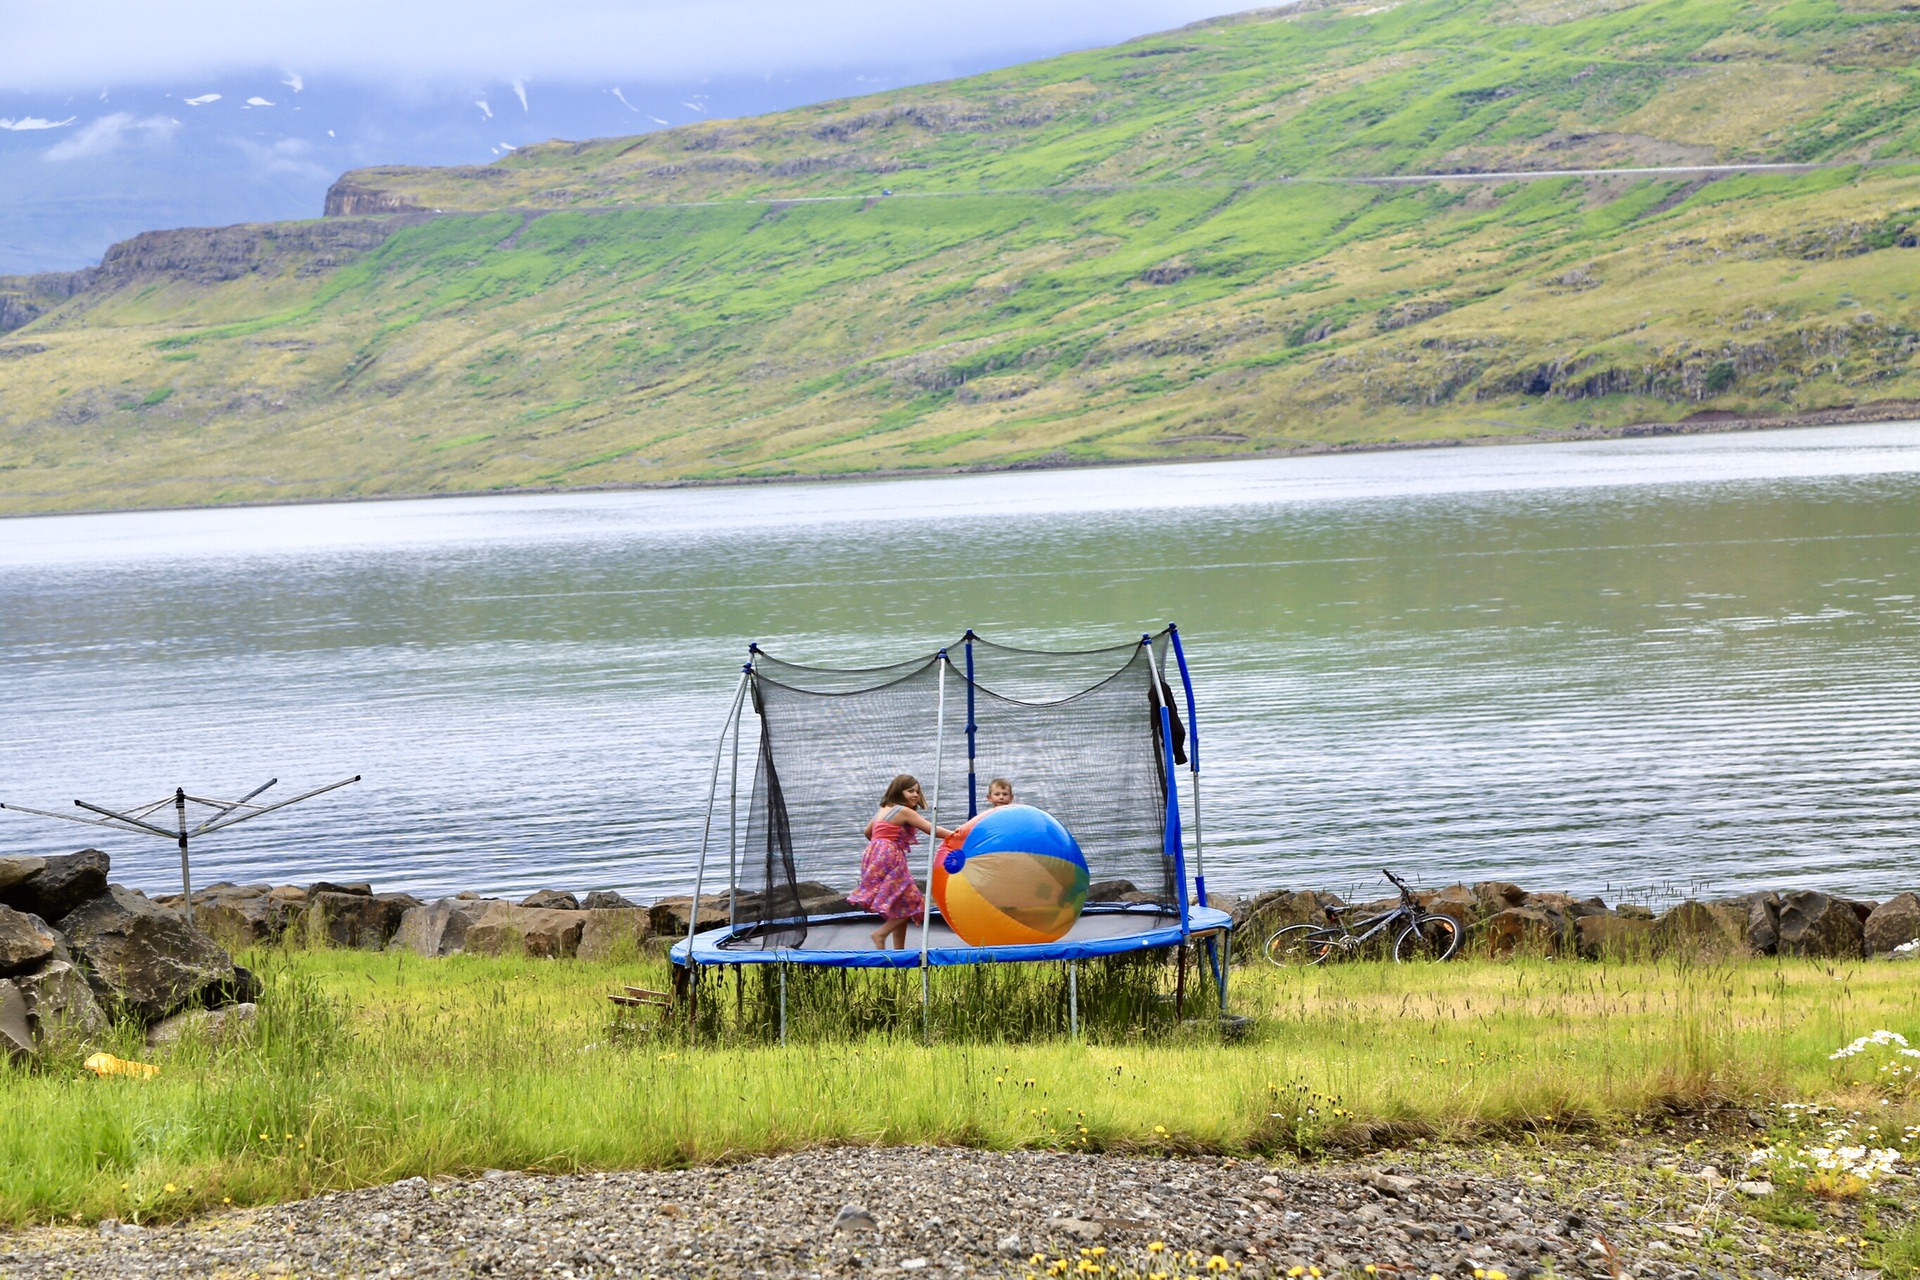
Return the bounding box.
[931,805,1089,947]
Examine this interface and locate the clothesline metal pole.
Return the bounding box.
[918,652,950,1043]
[685,666,751,1031]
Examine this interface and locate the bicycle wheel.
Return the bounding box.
[1393,914,1462,962]
[1265,924,1340,967]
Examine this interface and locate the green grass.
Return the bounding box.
[1,0,1918,513]
[6,948,1920,1227]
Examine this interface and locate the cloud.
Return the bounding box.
[232,135,331,180]
[610,87,639,113]
[42,112,180,161]
[0,1,1239,90]
[246,96,274,107]
[475,98,492,119]
[511,78,528,112]
[282,72,303,92]
[184,93,222,105]
[0,115,75,130]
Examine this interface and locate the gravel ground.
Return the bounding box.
[0,1141,1897,1279]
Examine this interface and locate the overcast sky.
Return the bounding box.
[0,0,1243,91]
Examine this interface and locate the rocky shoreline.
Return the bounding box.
[8,842,1917,1064]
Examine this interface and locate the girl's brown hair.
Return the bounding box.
[880,774,921,807]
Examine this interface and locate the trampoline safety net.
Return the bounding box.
[737,632,1188,950]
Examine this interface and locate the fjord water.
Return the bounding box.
[5,422,1920,905]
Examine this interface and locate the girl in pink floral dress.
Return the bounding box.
[851,773,954,949]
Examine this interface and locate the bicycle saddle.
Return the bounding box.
[1323,905,1347,920]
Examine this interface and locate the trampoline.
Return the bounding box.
[669,626,1231,1023]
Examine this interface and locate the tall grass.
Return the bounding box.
[2,948,1916,1227]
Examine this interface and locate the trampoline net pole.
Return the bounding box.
[1168,624,1221,996]
[686,669,750,1024]
[728,667,746,932]
[919,653,950,1039]
[964,632,978,819]
[1068,961,1079,1039]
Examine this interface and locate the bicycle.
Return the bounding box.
[1264,869,1463,966]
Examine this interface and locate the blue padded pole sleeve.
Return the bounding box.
[1169,623,1199,774]
[1161,703,1189,934]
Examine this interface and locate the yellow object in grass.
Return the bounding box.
[83,1052,159,1079]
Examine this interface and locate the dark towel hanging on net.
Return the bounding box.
[1149,677,1188,767]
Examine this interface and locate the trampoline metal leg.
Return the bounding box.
[1068,961,1079,1040]
[1175,943,1187,1022]
[779,962,788,1047]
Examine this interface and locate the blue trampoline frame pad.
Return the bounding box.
[671,903,1233,970]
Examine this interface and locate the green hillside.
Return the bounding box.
[2,0,1918,514]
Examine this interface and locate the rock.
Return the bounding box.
[1616,904,1654,920]
[0,904,58,976]
[0,856,46,897]
[648,895,731,937]
[1745,892,1781,955]
[1086,879,1138,902]
[1367,1170,1417,1197]
[1471,881,1528,917]
[267,885,309,903]
[60,885,237,1024]
[1653,900,1748,956]
[146,1001,257,1048]
[1575,914,1654,959]
[1480,907,1561,957]
[995,1232,1022,1256]
[228,965,261,1005]
[1054,1217,1103,1243]
[1420,884,1478,928]
[0,848,109,922]
[1777,890,1864,958]
[0,979,32,1060]
[303,890,419,949]
[307,881,372,897]
[195,891,301,947]
[13,958,107,1045]
[389,897,498,958]
[578,908,652,961]
[1236,889,1347,960]
[1734,1180,1774,1197]
[1865,893,1920,956]
[520,889,580,910]
[464,903,588,958]
[831,1204,876,1234]
[582,890,637,910]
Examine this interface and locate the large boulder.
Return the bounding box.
[578,908,652,961]
[0,857,46,897]
[1576,914,1655,959]
[1418,884,1478,929]
[520,889,580,910]
[1480,907,1561,957]
[463,903,588,958]
[1744,892,1782,955]
[389,898,500,958]
[582,890,638,910]
[60,885,237,1023]
[1653,900,1749,957]
[0,980,30,1061]
[1471,882,1528,918]
[194,888,303,948]
[0,849,109,923]
[147,1002,257,1049]
[1866,893,1920,957]
[0,904,58,976]
[13,959,107,1046]
[302,891,420,949]
[648,895,731,938]
[307,881,372,897]
[1777,890,1865,959]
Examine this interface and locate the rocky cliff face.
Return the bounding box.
[322,178,431,218]
[0,216,425,332]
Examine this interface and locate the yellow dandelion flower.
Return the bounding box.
[1487,1272,1508,1280]
[1153,1125,1168,1135]
[1031,1255,1045,1266]
[1366,1268,1378,1276]
[1206,1258,1229,1274]
[1288,1268,1305,1278]
[164,1183,177,1193]
[1091,1247,1107,1258]
[1310,1269,1322,1278]
[1148,1242,1166,1253]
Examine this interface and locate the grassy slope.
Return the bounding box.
[5,949,1920,1224]
[2,0,1918,513]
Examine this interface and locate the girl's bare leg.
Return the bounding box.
[892,919,910,949]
